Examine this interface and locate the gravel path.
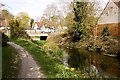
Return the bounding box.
[7,42,45,78]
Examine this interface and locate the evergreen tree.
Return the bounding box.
[102,26,110,37]
[102,26,110,41]
[68,1,96,42]
[30,19,34,29]
[68,2,89,42]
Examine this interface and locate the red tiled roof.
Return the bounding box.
[35,22,43,28]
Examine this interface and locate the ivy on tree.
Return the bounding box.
[68,2,89,42]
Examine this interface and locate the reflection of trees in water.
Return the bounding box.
[67,47,88,69]
[65,47,120,77]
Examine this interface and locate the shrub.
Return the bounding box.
[9,19,31,40]
[1,32,9,46]
[68,23,88,42]
[43,42,63,61]
[102,26,110,41]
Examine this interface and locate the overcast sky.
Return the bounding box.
[0,0,109,19]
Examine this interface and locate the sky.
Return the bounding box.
[1,0,57,19]
[0,0,109,19]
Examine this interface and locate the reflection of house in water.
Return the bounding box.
[97,0,120,36]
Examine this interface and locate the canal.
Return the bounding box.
[61,46,120,78]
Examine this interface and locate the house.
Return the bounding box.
[97,0,120,36]
[33,22,55,33]
[33,22,45,30]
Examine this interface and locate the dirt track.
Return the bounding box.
[8,42,45,78]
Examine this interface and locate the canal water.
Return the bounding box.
[61,46,120,78]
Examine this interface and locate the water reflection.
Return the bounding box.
[68,47,86,69]
[62,46,120,78]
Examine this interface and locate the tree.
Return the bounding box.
[68,2,88,42]
[41,16,49,27]
[102,26,110,41]
[50,15,59,27]
[9,19,31,39]
[55,0,74,28]
[16,12,30,29]
[41,3,62,28]
[67,1,98,42]
[1,9,14,32]
[57,0,72,18]
[64,9,75,28]
[30,19,34,29]
[1,32,9,46]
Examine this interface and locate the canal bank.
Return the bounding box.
[60,46,120,78]
[40,32,120,78]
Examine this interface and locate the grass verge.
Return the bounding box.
[32,40,46,46]
[2,44,20,78]
[13,38,78,78]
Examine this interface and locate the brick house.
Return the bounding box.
[96,0,120,36]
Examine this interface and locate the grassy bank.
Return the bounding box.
[2,44,20,78]
[13,38,78,78]
[0,46,2,79]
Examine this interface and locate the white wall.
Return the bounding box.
[98,0,120,24]
[34,23,38,30]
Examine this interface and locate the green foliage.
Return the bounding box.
[32,40,46,46]
[1,32,9,46]
[1,9,14,22]
[102,26,110,41]
[102,26,110,37]
[14,39,78,78]
[16,12,30,29]
[68,22,88,42]
[42,41,64,61]
[67,2,96,42]
[73,2,88,23]
[30,19,34,29]
[65,11,75,28]
[13,38,105,78]
[9,19,31,39]
[66,0,99,42]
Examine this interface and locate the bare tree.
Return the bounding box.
[41,3,62,28]
[56,0,72,18]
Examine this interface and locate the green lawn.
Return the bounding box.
[2,44,20,78]
[32,40,46,46]
[0,46,2,79]
[14,39,78,78]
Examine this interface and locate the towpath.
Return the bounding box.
[8,42,45,78]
